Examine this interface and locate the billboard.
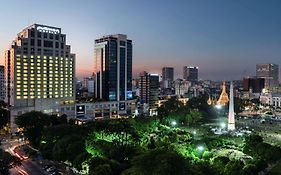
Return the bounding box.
[119,102,126,111]
[76,104,85,118]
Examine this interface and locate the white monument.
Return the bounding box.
[228,81,235,131]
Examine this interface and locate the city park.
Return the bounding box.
[1,82,281,175]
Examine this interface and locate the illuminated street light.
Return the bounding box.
[220,122,226,128]
[197,145,204,152]
[215,104,222,109]
[171,121,177,126]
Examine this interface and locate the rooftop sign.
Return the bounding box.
[36,26,60,34]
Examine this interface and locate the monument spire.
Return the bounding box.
[228,81,235,131]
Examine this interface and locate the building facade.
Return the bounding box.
[260,93,281,108]
[183,66,198,83]
[94,34,132,101]
[60,100,137,121]
[5,24,75,119]
[243,77,265,93]
[174,79,190,96]
[162,67,174,81]
[83,76,95,94]
[139,71,159,115]
[162,67,174,88]
[0,65,5,101]
[256,64,279,88]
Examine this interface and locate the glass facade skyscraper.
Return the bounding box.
[183,66,198,83]
[94,34,132,101]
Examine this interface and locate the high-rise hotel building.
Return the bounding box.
[94,34,132,101]
[5,24,75,116]
[0,65,5,101]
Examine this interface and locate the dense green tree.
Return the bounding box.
[88,157,120,175]
[92,164,112,175]
[0,108,10,129]
[52,134,86,163]
[122,149,190,175]
[158,96,183,118]
[0,148,20,175]
[16,111,68,147]
[224,160,245,175]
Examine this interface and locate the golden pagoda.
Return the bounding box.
[207,95,212,105]
[217,81,229,106]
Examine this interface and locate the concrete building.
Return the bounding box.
[260,93,281,108]
[83,76,95,94]
[183,66,198,83]
[162,67,174,88]
[0,65,5,101]
[243,77,265,93]
[256,64,279,88]
[139,71,159,115]
[60,100,137,121]
[5,24,76,131]
[174,79,190,96]
[94,34,132,101]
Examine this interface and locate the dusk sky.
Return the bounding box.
[1,0,281,80]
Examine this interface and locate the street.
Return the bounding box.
[9,159,49,175]
[1,138,49,175]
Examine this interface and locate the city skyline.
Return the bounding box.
[1,0,281,80]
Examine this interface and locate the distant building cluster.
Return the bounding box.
[2,24,281,129]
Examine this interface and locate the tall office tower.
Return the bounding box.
[139,71,159,114]
[243,77,265,93]
[5,24,75,115]
[183,66,198,83]
[83,76,95,94]
[162,67,174,81]
[94,34,132,101]
[161,67,174,89]
[0,65,5,101]
[256,64,279,88]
